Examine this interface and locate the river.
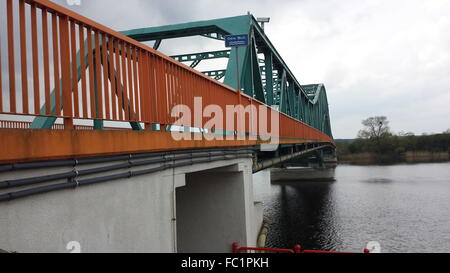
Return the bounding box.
[259,162,450,253]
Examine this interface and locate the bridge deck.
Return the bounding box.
[0,129,330,164]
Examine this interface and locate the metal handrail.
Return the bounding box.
[0,0,333,145]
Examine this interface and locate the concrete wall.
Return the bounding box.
[0,157,262,253]
[253,169,271,202]
[0,165,179,253]
[252,169,271,245]
[176,168,247,253]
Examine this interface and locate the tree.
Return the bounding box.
[357,116,392,154]
[358,116,391,140]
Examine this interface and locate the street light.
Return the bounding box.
[257,17,271,32]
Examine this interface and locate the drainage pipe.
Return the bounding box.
[0,146,257,173]
[253,145,332,173]
[0,153,252,202]
[0,150,253,190]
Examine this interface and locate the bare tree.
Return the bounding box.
[358,116,391,140]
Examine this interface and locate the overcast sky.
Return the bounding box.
[43,0,450,137]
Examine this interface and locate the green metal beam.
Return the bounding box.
[190,59,202,68]
[153,39,162,50]
[170,50,230,66]
[250,36,265,102]
[279,70,287,114]
[287,82,295,117]
[121,15,254,42]
[264,52,274,106]
[201,33,225,40]
[201,69,226,80]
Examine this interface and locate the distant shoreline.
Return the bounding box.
[338,151,449,165]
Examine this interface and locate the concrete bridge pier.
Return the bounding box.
[176,161,259,253]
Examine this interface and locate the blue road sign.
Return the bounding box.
[225,34,249,48]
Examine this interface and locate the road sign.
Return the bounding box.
[225,34,249,48]
[225,34,249,92]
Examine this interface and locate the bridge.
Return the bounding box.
[0,0,334,253]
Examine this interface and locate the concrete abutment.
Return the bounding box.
[0,154,264,253]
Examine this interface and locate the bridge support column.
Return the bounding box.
[175,161,258,253]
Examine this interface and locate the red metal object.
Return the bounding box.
[101,34,110,120]
[87,26,95,119]
[31,3,40,115]
[108,36,117,120]
[19,0,29,114]
[233,242,370,254]
[52,12,61,117]
[7,0,16,113]
[42,9,51,115]
[0,27,2,112]
[79,25,88,118]
[71,20,80,118]
[59,15,74,130]
[94,31,104,120]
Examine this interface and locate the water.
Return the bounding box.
[260,163,450,253]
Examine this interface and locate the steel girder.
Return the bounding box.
[201,69,227,80]
[201,33,225,40]
[170,50,230,68]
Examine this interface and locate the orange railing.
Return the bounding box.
[0,0,333,144]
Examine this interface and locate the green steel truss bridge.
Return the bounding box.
[122,14,333,138]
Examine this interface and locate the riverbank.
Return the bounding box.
[339,151,449,165]
[271,167,336,182]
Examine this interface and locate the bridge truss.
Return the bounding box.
[122,15,333,138]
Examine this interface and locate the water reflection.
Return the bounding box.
[361,178,393,184]
[261,163,450,253]
[266,181,341,251]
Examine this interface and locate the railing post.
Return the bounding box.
[59,15,74,129]
[139,50,151,130]
[294,245,301,253]
[232,242,239,254]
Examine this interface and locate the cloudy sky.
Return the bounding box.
[7,0,450,138]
